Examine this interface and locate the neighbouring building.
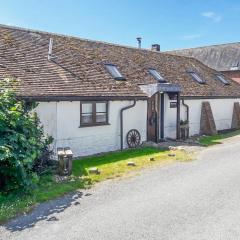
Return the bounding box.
[1,25,240,157]
[167,42,240,83]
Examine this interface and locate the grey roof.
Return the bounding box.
[167,43,240,71]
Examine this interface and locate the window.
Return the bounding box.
[105,64,125,80]
[148,68,166,82]
[80,101,108,127]
[215,74,230,85]
[188,72,205,84]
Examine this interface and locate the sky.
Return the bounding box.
[0,0,240,51]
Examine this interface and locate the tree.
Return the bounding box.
[0,79,51,192]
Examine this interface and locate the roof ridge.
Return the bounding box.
[0,24,198,62]
[0,24,162,55]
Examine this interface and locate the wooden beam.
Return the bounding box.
[160,93,165,139]
[176,93,181,139]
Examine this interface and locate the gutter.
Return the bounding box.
[120,100,136,150]
[181,96,240,100]
[18,95,147,102]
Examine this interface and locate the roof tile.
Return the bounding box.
[1,25,240,99]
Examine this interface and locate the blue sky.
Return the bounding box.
[0,0,239,50]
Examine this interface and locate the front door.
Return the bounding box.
[147,94,158,142]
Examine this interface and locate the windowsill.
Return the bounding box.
[79,123,110,128]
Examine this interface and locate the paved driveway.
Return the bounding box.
[1,136,240,240]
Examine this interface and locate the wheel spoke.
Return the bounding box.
[126,129,141,148]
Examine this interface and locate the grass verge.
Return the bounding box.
[0,175,91,224]
[73,147,192,182]
[0,147,191,224]
[199,130,240,146]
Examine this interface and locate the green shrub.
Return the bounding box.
[0,79,51,192]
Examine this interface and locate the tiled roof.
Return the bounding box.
[1,24,240,100]
[167,43,240,72]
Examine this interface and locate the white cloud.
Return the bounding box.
[201,11,222,22]
[5,22,14,26]
[182,34,203,40]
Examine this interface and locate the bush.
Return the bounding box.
[33,143,56,175]
[0,79,51,192]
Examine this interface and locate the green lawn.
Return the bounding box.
[199,130,240,146]
[0,175,91,224]
[0,147,191,223]
[73,147,192,182]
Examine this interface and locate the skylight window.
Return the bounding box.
[216,74,230,85]
[148,68,166,82]
[188,72,205,84]
[105,64,125,80]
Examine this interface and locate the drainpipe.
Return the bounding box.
[181,98,189,123]
[120,100,136,150]
[181,98,190,138]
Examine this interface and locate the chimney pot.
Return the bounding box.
[136,37,142,48]
[151,44,160,52]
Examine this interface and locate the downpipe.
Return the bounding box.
[181,98,189,123]
[120,100,136,150]
[181,98,190,138]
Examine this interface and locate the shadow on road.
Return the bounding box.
[4,191,85,232]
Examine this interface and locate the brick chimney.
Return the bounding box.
[151,44,160,52]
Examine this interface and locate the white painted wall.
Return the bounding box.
[161,96,240,138]
[35,97,239,157]
[35,102,57,141]
[35,100,147,157]
[183,98,240,136]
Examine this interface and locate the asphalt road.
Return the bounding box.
[1,136,240,240]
